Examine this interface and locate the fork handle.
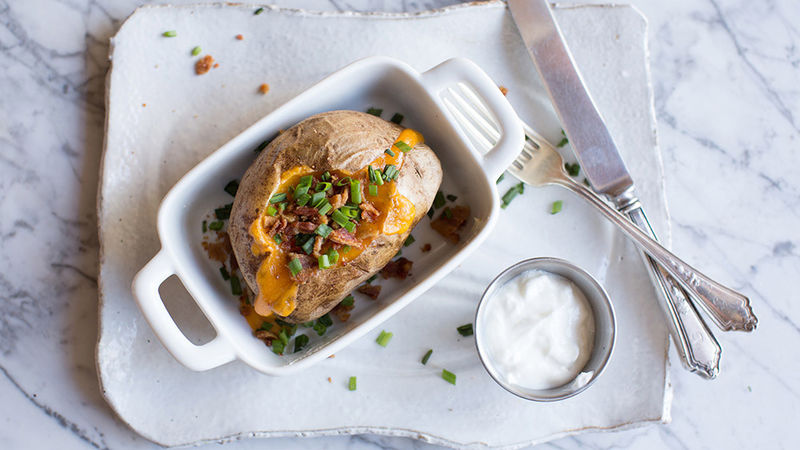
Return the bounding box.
[555,177,757,332]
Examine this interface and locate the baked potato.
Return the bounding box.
[229,110,443,323]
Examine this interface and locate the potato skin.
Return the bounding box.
[229,110,443,323]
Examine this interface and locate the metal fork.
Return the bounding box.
[443,83,724,378]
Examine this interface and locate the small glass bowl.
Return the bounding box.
[474,257,616,402]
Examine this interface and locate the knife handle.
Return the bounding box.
[624,205,722,378]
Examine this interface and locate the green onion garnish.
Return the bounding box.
[368,165,377,183]
[366,274,377,284]
[342,245,351,253]
[316,181,332,192]
[208,221,224,231]
[343,221,356,233]
[288,258,303,276]
[321,171,331,181]
[335,176,352,187]
[383,165,399,181]
[318,313,333,327]
[348,376,357,391]
[446,194,457,202]
[376,330,393,347]
[293,334,309,353]
[317,202,332,216]
[551,200,563,214]
[266,206,277,216]
[224,179,239,196]
[191,46,202,56]
[394,141,412,153]
[373,169,384,185]
[230,276,242,296]
[501,182,525,209]
[273,234,282,244]
[433,191,446,209]
[315,223,332,238]
[202,220,207,233]
[421,349,433,365]
[301,235,315,254]
[254,140,269,153]
[366,107,382,116]
[313,322,327,336]
[331,209,349,227]
[162,30,177,37]
[271,339,285,355]
[295,193,311,206]
[496,173,505,184]
[269,193,287,203]
[254,7,264,15]
[259,321,273,331]
[564,162,580,177]
[426,207,434,219]
[327,248,339,265]
[294,184,310,197]
[341,294,354,306]
[403,235,415,247]
[368,184,378,196]
[278,329,289,346]
[443,207,453,219]
[298,175,313,187]
[301,321,314,328]
[441,369,457,385]
[310,191,326,208]
[215,203,232,220]
[457,323,473,337]
[385,148,395,157]
[350,180,362,204]
[557,129,569,147]
[390,113,404,124]
[318,254,331,269]
[219,266,230,280]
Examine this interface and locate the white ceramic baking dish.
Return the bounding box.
[132,56,524,375]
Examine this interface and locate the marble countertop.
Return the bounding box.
[0,0,796,449]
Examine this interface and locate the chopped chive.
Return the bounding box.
[348,376,357,391]
[390,113,404,124]
[254,7,264,15]
[269,192,287,203]
[230,276,242,296]
[366,107,382,116]
[315,223,333,238]
[327,248,339,265]
[433,191,446,209]
[350,179,362,204]
[295,193,311,206]
[373,169,384,185]
[394,141,412,153]
[341,294,354,306]
[421,349,433,365]
[343,221,356,233]
[318,254,331,269]
[368,165,377,183]
[259,321,273,331]
[376,330,393,347]
[310,191,326,208]
[383,165,399,181]
[208,220,224,231]
[365,274,378,284]
[202,220,207,233]
[342,245,351,253]
[403,235,415,247]
[288,258,303,276]
[273,234,282,244]
[298,175,313,187]
[277,202,286,212]
[446,194,457,202]
[318,314,333,327]
[557,129,569,147]
[368,184,378,196]
[443,207,453,219]
[224,179,239,196]
[278,329,289,345]
[564,162,580,177]
[457,323,474,336]
[266,205,277,216]
[301,235,315,254]
[294,185,310,198]
[441,369,457,385]
[395,249,402,258]
[301,321,314,328]
[317,202,332,216]
[501,182,525,209]
[271,339,285,355]
[294,334,309,353]
[321,171,331,181]
[427,207,434,219]
[214,203,232,220]
[162,30,177,37]
[191,46,202,56]
[335,176,352,187]
[254,140,269,153]
[496,173,505,184]
[219,266,230,280]
[316,181,332,192]
[385,148,395,157]
[331,209,349,227]
[551,200,563,214]
[312,322,327,336]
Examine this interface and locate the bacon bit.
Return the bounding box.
[142,103,146,107]
[332,302,354,322]
[329,228,361,247]
[357,283,382,299]
[195,55,214,75]
[294,206,320,220]
[359,201,380,223]
[254,329,276,344]
[312,235,324,257]
[431,205,471,244]
[329,191,348,210]
[421,243,432,252]
[235,34,244,40]
[327,377,332,383]
[499,86,508,96]
[289,253,316,283]
[259,83,270,95]
[202,231,232,263]
[328,354,335,358]
[380,257,413,280]
[213,63,219,68]
[239,302,253,317]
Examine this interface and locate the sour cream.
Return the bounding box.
[481,270,595,390]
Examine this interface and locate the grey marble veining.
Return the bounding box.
[0,0,797,449]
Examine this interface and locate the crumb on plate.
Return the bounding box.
[195,55,215,75]
[259,83,270,95]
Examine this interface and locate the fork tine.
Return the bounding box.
[447,85,501,147]
[442,92,495,153]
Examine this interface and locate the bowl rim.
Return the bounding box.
[474,257,617,401]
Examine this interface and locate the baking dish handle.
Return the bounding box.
[420,57,524,180]
[132,249,236,371]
